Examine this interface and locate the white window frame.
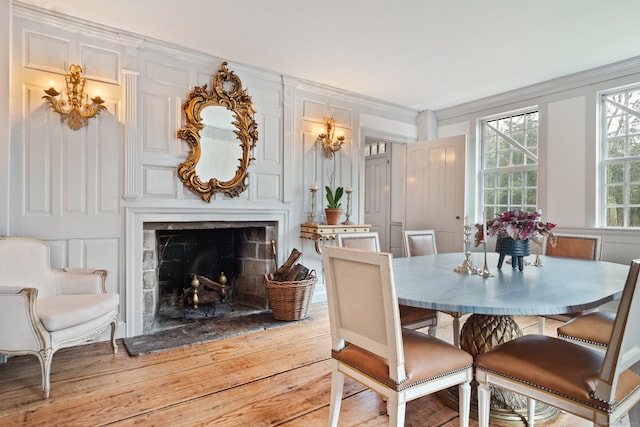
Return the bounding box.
[599,85,640,228]
[479,108,540,219]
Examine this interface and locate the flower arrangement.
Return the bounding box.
[475,209,558,247]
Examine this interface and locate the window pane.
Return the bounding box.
[511,189,522,205]
[484,189,495,205]
[631,161,640,182]
[607,138,625,158]
[497,173,509,187]
[497,189,509,205]
[484,173,496,188]
[512,150,524,166]
[630,207,640,227]
[607,163,624,184]
[526,171,537,186]
[607,207,624,227]
[607,185,624,204]
[630,136,640,156]
[630,184,640,204]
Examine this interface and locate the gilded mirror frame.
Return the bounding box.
[177,62,258,201]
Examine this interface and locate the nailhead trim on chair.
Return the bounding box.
[477,367,615,413]
[589,385,640,410]
[556,333,608,349]
[334,353,472,391]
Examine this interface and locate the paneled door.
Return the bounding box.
[405,135,466,253]
[364,154,390,251]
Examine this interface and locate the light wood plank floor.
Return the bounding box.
[0,302,628,426]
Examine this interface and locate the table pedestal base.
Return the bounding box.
[438,314,559,425]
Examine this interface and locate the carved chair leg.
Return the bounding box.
[110,320,118,353]
[38,348,53,399]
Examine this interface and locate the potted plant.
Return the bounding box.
[325,186,344,225]
[475,209,558,270]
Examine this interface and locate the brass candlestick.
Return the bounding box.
[455,224,478,275]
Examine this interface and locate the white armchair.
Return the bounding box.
[0,237,119,398]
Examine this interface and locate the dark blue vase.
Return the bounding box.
[496,237,530,271]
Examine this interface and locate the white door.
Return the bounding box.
[405,135,466,253]
[365,154,390,251]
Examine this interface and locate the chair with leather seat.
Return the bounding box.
[338,232,440,336]
[537,233,603,334]
[0,237,119,398]
[557,311,614,350]
[322,246,473,426]
[403,229,465,347]
[476,259,640,427]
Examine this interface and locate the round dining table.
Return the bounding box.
[392,251,629,424]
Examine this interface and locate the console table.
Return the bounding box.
[300,223,371,254]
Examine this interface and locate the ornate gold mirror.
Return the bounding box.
[178,62,258,201]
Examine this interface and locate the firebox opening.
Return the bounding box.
[143,221,277,333]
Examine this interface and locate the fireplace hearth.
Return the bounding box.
[142,221,277,333]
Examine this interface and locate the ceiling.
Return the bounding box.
[17,0,640,111]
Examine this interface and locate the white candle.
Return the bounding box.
[345,186,352,193]
[310,183,318,191]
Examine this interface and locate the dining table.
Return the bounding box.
[392,251,629,424]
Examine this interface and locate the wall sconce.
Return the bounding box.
[42,64,106,130]
[318,117,345,158]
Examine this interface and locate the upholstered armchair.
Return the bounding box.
[0,237,119,398]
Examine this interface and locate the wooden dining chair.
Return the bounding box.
[537,233,603,334]
[338,232,440,336]
[476,259,640,427]
[322,246,473,427]
[403,229,465,347]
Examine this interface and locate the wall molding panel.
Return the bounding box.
[9,4,419,337]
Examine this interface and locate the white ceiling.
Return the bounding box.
[18,0,640,111]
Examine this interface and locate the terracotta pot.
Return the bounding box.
[324,208,343,225]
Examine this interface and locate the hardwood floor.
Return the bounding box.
[0,303,626,426]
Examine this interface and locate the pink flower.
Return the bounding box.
[475,209,557,247]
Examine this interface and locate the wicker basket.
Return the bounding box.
[264,272,316,321]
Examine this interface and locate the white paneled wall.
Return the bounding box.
[7,5,418,336]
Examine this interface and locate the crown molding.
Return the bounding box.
[437,55,640,122]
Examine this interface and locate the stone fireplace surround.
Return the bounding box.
[125,207,289,337]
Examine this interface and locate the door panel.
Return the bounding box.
[405,135,466,253]
[365,155,389,251]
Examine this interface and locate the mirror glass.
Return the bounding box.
[177,62,258,201]
[197,106,238,182]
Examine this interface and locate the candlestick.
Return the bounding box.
[477,241,493,277]
[307,187,318,224]
[454,224,478,275]
[342,188,353,225]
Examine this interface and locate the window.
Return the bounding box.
[480,109,539,219]
[601,86,640,227]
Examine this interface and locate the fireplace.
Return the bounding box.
[142,221,277,333]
